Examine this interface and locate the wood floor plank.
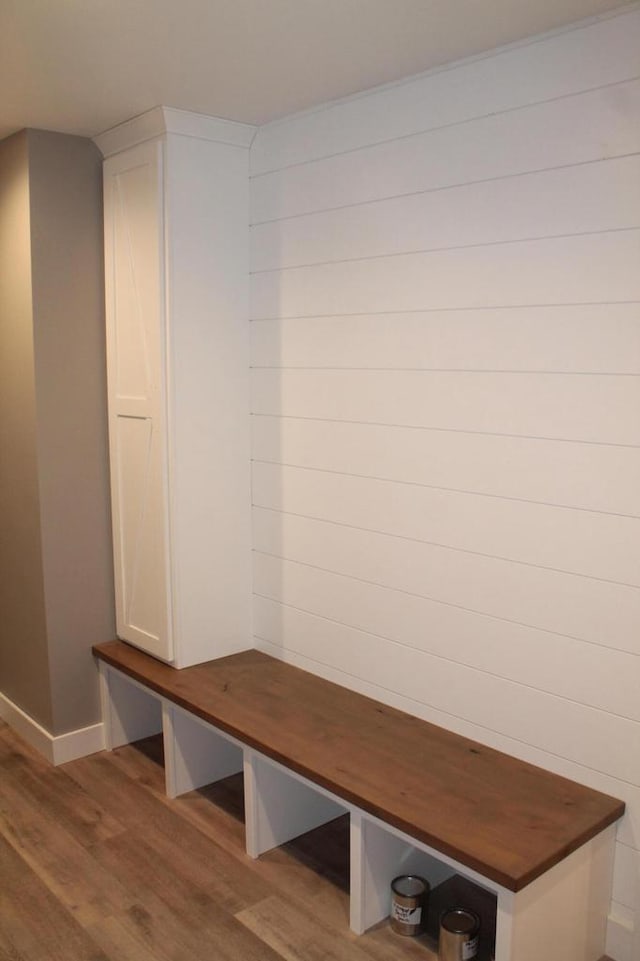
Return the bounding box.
[0,775,136,926]
[358,922,439,961]
[127,901,284,961]
[168,773,247,856]
[0,834,109,961]
[85,914,171,961]
[61,751,164,832]
[91,828,265,924]
[256,815,352,931]
[0,924,28,961]
[102,735,166,795]
[236,893,437,961]
[0,726,124,847]
[86,872,285,961]
[94,901,207,961]
[140,819,268,915]
[65,751,270,914]
[237,893,371,961]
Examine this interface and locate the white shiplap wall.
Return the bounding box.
[249,7,640,958]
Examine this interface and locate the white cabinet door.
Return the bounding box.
[104,140,173,661]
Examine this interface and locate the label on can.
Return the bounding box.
[392,903,422,926]
[462,934,479,960]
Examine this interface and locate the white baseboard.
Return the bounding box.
[606,910,635,961]
[51,721,106,764]
[0,690,105,765]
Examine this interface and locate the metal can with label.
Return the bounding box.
[438,907,480,961]
[390,875,430,936]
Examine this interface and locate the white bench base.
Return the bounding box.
[98,659,616,961]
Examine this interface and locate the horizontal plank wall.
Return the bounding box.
[249,7,640,960]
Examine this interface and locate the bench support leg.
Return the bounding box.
[494,825,616,961]
[349,812,367,935]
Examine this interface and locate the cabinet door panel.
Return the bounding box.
[112,162,160,401]
[114,415,168,657]
[104,141,172,661]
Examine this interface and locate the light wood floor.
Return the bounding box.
[0,720,441,961]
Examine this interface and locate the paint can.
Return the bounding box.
[438,907,480,961]
[390,875,430,936]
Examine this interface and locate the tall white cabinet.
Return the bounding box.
[96,108,254,667]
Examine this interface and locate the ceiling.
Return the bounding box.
[0,0,629,143]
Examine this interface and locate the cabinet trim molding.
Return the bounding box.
[94,106,256,157]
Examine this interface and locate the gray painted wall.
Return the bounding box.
[0,129,115,737]
[29,129,115,735]
[0,130,54,731]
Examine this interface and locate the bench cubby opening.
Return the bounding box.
[244,749,348,859]
[98,658,163,749]
[163,703,244,800]
[350,810,449,933]
[275,811,351,892]
[426,873,497,960]
[350,810,497,954]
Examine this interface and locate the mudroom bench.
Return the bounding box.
[94,640,624,961]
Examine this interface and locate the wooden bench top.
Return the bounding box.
[94,640,624,892]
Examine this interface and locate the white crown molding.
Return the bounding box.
[94,105,256,157]
[0,690,105,765]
